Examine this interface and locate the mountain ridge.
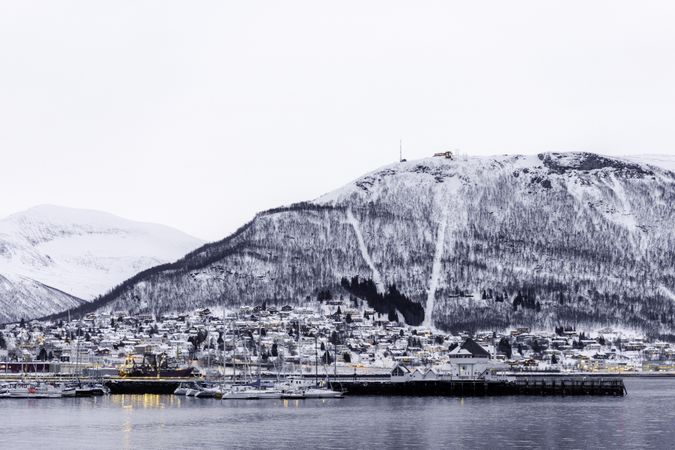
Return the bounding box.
[42,152,675,335]
[0,205,203,322]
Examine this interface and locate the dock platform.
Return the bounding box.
[100,375,626,396]
[333,376,626,397]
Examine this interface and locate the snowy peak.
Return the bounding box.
[317,152,673,207]
[621,154,675,173]
[539,152,654,174]
[0,205,128,247]
[0,205,203,322]
[0,205,198,250]
[0,205,203,263]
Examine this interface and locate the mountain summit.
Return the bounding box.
[50,153,675,334]
[0,205,203,322]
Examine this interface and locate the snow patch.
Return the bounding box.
[346,208,384,293]
[661,285,675,303]
[607,173,637,231]
[425,204,448,328]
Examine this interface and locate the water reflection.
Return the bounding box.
[110,394,168,409]
[0,379,672,450]
[122,403,132,449]
[281,399,302,408]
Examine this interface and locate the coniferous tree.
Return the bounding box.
[37,347,48,361]
[497,337,512,359]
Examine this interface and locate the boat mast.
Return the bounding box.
[75,320,81,384]
[314,335,318,387]
[76,332,80,383]
[221,309,225,389]
[233,314,237,384]
[257,325,262,387]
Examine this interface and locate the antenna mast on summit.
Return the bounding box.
[399,140,407,162]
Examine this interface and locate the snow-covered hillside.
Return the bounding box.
[622,154,675,172]
[0,205,203,322]
[57,153,675,335]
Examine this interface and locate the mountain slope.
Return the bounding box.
[0,205,203,322]
[0,273,87,322]
[623,154,675,172]
[56,153,675,334]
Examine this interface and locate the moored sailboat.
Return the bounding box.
[0,382,63,399]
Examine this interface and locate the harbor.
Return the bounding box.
[0,302,641,400]
[0,372,627,398]
[107,374,627,397]
[0,303,666,401]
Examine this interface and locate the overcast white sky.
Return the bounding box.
[1,1,674,241]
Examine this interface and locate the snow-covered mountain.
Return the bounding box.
[623,154,675,172]
[56,153,675,335]
[0,205,203,322]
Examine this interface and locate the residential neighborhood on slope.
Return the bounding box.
[2,294,674,379]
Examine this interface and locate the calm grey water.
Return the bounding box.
[1,378,673,449]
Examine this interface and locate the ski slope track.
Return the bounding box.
[425,204,448,328]
[346,208,385,293]
[662,285,675,303]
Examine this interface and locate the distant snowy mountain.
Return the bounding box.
[55,153,675,335]
[622,154,675,172]
[0,205,203,322]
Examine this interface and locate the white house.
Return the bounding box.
[448,338,491,379]
[390,364,411,382]
[423,369,438,380]
[410,369,425,381]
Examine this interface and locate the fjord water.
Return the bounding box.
[2,378,673,449]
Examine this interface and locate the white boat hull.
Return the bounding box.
[303,389,344,399]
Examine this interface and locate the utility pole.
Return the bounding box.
[399,139,402,162]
